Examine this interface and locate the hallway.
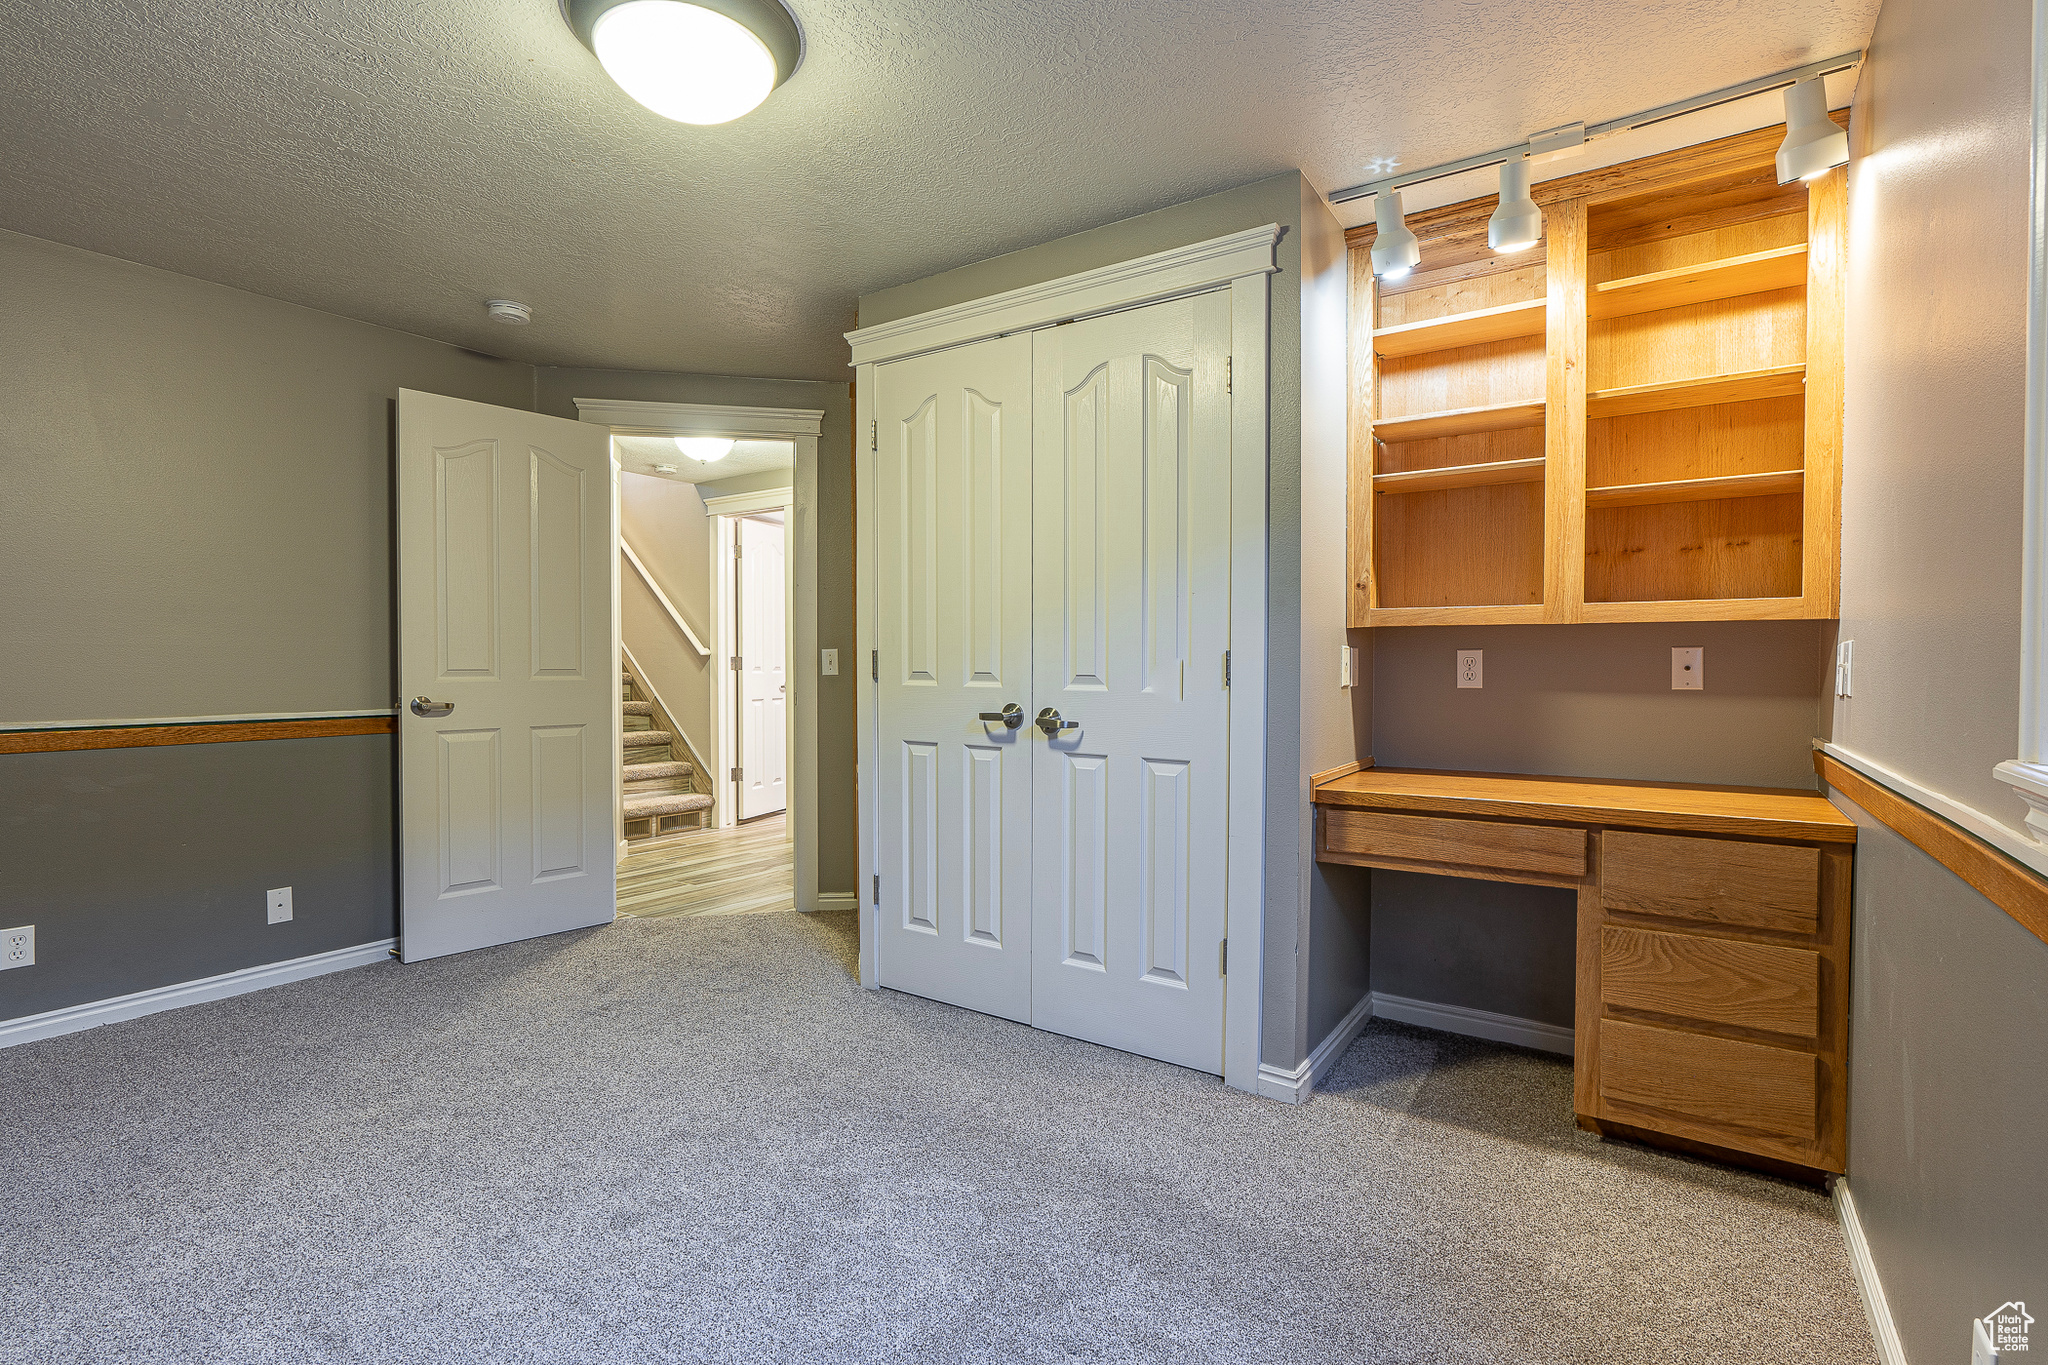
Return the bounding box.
[616,815,793,919]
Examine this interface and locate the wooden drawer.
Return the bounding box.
[1600,925,1819,1038]
[1322,808,1587,878]
[1600,831,1819,934]
[1600,1019,1817,1141]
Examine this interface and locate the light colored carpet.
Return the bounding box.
[0,910,1876,1364]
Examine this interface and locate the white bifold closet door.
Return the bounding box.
[870,291,1233,1075]
[872,333,1036,1023]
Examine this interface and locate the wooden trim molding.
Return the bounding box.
[1817,753,2048,946]
[0,715,395,755]
[1310,758,1373,789]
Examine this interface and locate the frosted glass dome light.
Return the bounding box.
[677,436,736,462]
[563,0,804,127]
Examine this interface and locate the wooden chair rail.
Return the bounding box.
[0,716,396,754]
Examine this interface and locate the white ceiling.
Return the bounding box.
[0,0,1877,380]
[615,436,792,482]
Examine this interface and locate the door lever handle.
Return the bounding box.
[979,702,1025,730]
[1035,707,1079,736]
[409,696,454,718]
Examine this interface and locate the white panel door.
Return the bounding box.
[737,515,787,820]
[397,389,617,962]
[872,333,1035,1022]
[1028,292,1234,1074]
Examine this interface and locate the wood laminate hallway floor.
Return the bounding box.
[616,813,792,918]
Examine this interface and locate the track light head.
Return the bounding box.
[1487,157,1544,253]
[1775,77,1848,184]
[1371,190,1422,281]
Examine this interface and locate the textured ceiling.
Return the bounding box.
[615,435,791,482]
[0,0,1877,379]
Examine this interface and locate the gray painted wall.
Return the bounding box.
[0,738,396,1019]
[855,173,1345,1073]
[1829,0,2048,1354]
[534,367,858,897]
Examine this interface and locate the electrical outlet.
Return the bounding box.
[1835,639,1853,697]
[267,887,293,924]
[820,648,839,676]
[1456,650,1483,688]
[2,925,33,970]
[1672,647,1704,690]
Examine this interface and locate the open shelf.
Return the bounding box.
[1373,299,1547,359]
[1587,366,1805,420]
[1586,468,1803,509]
[1375,457,1545,496]
[1590,244,1809,321]
[1374,400,1546,443]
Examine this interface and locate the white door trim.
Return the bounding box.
[845,223,1283,366]
[709,493,796,832]
[853,225,1274,1094]
[571,398,824,440]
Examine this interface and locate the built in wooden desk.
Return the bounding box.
[1312,767,1856,1180]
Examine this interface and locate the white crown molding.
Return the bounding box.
[1818,742,2048,878]
[844,223,1284,367]
[1834,1179,1910,1365]
[0,939,396,1049]
[1,708,394,732]
[702,487,795,517]
[572,398,824,439]
[1371,992,1576,1056]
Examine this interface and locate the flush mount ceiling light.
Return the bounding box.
[1775,76,1849,184]
[561,0,803,125]
[1487,156,1543,253]
[1370,190,1421,281]
[676,436,735,462]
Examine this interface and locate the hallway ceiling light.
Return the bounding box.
[1775,77,1849,184]
[677,436,735,462]
[1487,156,1543,253]
[561,0,804,126]
[1370,190,1421,281]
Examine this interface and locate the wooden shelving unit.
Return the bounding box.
[1345,122,1847,626]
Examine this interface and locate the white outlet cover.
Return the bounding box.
[267,887,293,924]
[1835,639,1853,697]
[1672,647,1704,690]
[820,648,839,676]
[1457,650,1483,688]
[1,925,33,970]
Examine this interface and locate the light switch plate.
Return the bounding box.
[267,887,293,924]
[1672,647,1704,690]
[1835,640,1853,697]
[1456,650,1483,688]
[820,648,839,676]
[1339,644,1356,688]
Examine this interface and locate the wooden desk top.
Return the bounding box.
[1311,766,1857,844]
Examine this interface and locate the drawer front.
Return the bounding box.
[1600,1019,1817,1141]
[1600,926,1820,1038]
[1601,831,1819,934]
[1322,808,1586,878]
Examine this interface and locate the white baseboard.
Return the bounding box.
[0,938,397,1049]
[1255,989,1377,1104]
[1835,1178,1910,1365]
[1370,991,1575,1056]
[811,891,859,913]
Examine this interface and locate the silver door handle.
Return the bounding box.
[1036,707,1078,736]
[979,703,1025,730]
[409,697,454,718]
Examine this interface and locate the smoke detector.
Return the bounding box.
[486,299,532,325]
[653,463,679,474]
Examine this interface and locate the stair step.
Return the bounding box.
[623,730,672,750]
[622,701,653,716]
[623,791,714,819]
[623,760,694,783]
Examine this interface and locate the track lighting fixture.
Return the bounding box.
[1775,77,1848,184]
[561,0,803,125]
[1371,190,1421,281]
[1487,157,1543,253]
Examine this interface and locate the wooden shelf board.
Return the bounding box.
[1361,604,1548,627]
[1373,299,1547,358]
[1591,244,1809,321]
[1375,457,1546,495]
[1586,469,1803,509]
[1374,400,1547,443]
[1587,366,1805,420]
[1579,596,1820,624]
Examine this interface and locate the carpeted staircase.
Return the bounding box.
[621,663,711,842]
